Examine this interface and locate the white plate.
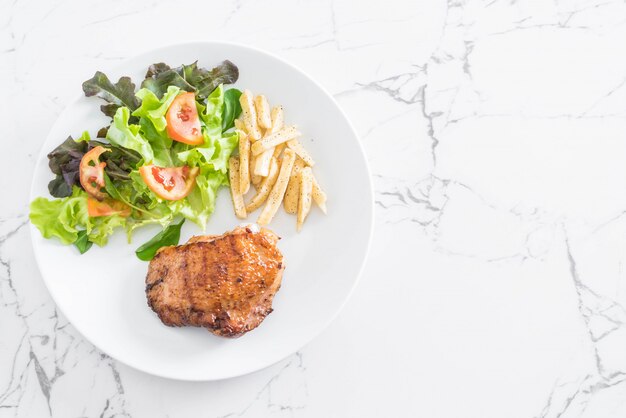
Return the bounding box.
[30,41,373,381]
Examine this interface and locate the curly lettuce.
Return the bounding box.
[30,188,89,244]
[106,107,154,164]
[82,72,140,119]
[132,86,180,132]
[29,187,126,249]
[141,61,239,99]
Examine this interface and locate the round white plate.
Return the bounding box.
[30,41,373,381]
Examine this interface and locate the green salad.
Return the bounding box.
[30,60,243,258]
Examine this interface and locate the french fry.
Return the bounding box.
[297,167,313,231]
[228,157,247,219]
[284,159,305,214]
[239,90,262,141]
[238,130,250,194]
[250,154,262,187]
[254,149,274,176]
[312,174,327,214]
[251,126,300,156]
[245,158,279,213]
[273,143,286,159]
[258,149,296,225]
[255,95,272,129]
[286,139,315,167]
[234,118,246,132]
[269,105,284,133]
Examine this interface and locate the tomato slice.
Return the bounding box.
[80,146,109,200]
[87,197,131,217]
[139,165,199,201]
[166,92,204,145]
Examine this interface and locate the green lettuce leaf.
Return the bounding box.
[30,187,89,245]
[82,72,140,118]
[135,218,185,261]
[211,132,239,173]
[171,171,229,228]
[132,86,180,132]
[74,230,93,254]
[138,118,175,167]
[30,187,127,247]
[106,107,154,164]
[222,88,242,131]
[88,213,127,246]
[180,130,239,174]
[200,83,224,137]
[74,131,91,143]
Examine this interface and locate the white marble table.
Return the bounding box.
[2,0,626,416]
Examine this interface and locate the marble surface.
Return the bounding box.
[2,0,626,416]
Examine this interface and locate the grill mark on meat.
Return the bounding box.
[229,235,239,260]
[145,277,164,292]
[181,251,190,324]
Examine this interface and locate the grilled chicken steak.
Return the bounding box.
[146,226,285,337]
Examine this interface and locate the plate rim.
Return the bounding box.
[29,40,374,381]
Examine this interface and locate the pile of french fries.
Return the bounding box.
[228,90,327,231]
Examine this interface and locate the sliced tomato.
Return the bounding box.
[80,146,109,200]
[166,92,203,145]
[139,164,199,201]
[87,197,131,217]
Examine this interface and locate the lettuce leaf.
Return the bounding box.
[132,86,180,132]
[222,88,242,131]
[94,140,142,181]
[30,187,89,245]
[171,171,229,228]
[47,135,89,198]
[145,63,171,78]
[138,118,175,167]
[82,72,140,119]
[135,218,185,261]
[107,107,154,164]
[74,230,92,254]
[141,61,238,99]
[88,213,127,246]
[183,61,239,99]
[141,66,195,98]
[29,187,127,247]
[216,132,239,173]
[74,131,91,143]
[200,84,224,137]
